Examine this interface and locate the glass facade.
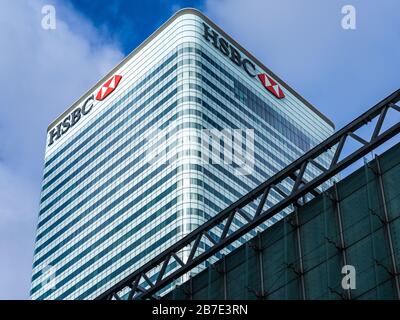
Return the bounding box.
[30,9,335,300]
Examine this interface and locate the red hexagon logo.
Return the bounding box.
[96,75,122,101]
[257,73,285,99]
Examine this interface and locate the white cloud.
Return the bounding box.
[0,0,123,299]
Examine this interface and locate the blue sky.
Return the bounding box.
[0,0,399,299]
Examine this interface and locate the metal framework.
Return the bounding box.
[96,89,400,300]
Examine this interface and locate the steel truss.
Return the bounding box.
[96,89,400,300]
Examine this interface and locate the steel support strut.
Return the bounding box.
[96,89,400,300]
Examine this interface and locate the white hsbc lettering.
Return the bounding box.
[48,94,94,146]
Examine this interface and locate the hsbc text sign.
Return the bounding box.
[48,75,122,146]
[202,23,285,100]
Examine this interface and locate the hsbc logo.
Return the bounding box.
[258,74,284,99]
[96,75,122,101]
[202,23,285,100]
[48,74,122,146]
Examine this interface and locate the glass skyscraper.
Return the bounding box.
[30,8,335,300]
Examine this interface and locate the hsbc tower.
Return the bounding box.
[30,9,335,300]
